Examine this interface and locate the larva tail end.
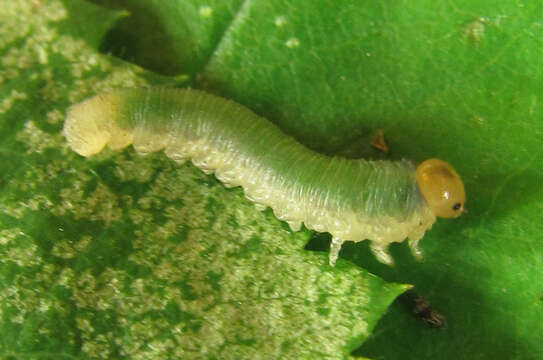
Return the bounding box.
[63,92,125,157]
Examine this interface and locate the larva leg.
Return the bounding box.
[408,237,424,261]
[286,220,302,232]
[329,237,344,266]
[370,242,393,265]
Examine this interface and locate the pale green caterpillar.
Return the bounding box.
[64,88,465,266]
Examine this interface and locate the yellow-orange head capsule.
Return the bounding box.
[416,158,465,218]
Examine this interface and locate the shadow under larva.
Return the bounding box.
[63,87,466,266]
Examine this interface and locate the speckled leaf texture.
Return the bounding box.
[2,0,543,359]
[0,1,407,360]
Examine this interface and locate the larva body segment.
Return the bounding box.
[64,88,436,265]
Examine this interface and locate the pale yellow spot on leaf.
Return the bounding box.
[464,17,487,44]
[0,228,25,245]
[285,37,300,48]
[199,6,213,18]
[16,120,64,154]
[46,108,63,124]
[274,15,287,27]
[0,90,27,114]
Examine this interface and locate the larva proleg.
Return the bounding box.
[64,88,465,266]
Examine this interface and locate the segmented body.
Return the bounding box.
[64,88,436,265]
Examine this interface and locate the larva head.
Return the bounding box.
[416,158,465,218]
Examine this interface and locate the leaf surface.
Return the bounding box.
[0,1,410,359]
[100,0,543,359]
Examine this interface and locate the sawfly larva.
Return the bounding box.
[63,88,465,266]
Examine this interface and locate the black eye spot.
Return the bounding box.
[452,203,461,211]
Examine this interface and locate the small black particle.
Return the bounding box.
[399,290,447,328]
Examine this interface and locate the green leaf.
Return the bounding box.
[0,1,408,359]
[85,0,543,359]
[96,0,246,75]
